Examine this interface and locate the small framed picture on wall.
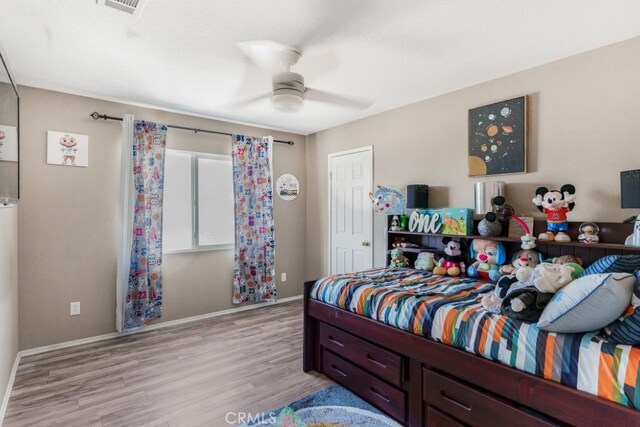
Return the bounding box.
[468,95,526,176]
[47,131,89,167]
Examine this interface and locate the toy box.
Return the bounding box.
[441,208,474,236]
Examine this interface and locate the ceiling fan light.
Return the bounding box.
[272,92,304,112]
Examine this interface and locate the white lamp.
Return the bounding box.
[474,181,505,215]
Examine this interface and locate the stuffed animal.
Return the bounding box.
[498,262,583,321]
[389,215,403,231]
[481,249,543,313]
[433,237,466,276]
[391,237,420,249]
[415,252,436,271]
[392,237,406,248]
[370,186,405,214]
[578,222,600,244]
[520,234,537,250]
[477,212,502,237]
[388,248,410,268]
[466,239,506,282]
[515,262,583,294]
[499,249,544,275]
[549,255,584,266]
[532,185,576,242]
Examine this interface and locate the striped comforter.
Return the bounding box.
[310,267,640,410]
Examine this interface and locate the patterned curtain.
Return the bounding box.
[232,135,276,303]
[124,120,168,329]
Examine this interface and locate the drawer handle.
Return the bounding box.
[441,391,472,411]
[331,364,348,377]
[366,353,387,369]
[370,386,391,403]
[328,335,344,347]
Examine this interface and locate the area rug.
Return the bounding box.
[244,384,401,427]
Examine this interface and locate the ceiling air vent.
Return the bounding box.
[96,0,147,17]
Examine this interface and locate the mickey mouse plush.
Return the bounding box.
[433,237,466,277]
[532,184,576,242]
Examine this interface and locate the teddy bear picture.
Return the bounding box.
[47,130,89,167]
[59,135,78,165]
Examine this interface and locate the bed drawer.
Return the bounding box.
[322,349,406,423]
[425,405,465,427]
[423,369,555,427]
[319,322,403,387]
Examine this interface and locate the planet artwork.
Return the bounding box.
[468,96,526,176]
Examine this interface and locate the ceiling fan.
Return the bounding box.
[235,40,372,112]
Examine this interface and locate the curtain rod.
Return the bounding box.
[89,112,295,146]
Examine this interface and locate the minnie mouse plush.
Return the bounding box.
[532,184,576,242]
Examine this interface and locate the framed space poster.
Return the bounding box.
[468,95,526,176]
[47,131,89,167]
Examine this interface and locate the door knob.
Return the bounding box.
[362,240,371,247]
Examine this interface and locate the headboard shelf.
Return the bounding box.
[387,216,639,267]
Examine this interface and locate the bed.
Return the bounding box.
[303,267,640,426]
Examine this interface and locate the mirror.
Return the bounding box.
[0,46,19,206]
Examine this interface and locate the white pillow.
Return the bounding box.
[537,273,636,333]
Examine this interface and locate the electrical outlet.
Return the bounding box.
[281,272,287,282]
[70,302,81,316]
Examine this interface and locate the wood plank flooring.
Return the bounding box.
[3,300,330,427]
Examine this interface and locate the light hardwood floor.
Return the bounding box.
[4,300,329,427]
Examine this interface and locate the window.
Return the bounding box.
[163,149,234,253]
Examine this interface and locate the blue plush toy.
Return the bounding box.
[466,239,507,282]
[369,186,405,215]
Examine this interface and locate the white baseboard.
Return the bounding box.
[20,295,303,358]
[0,352,21,425]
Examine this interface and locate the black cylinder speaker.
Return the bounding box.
[406,185,429,209]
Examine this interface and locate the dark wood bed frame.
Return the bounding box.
[303,221,640,426]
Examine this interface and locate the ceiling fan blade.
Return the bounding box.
[305,88,373,110]
[237,40,298,72]
[294,2,386,48]
[226,92,272,108]
[232,56,271,98]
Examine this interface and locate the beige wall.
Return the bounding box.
[306,37,640,279]
[0,207,19,408]
[19,87,306,349]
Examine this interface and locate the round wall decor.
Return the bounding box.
[276,174,300,201]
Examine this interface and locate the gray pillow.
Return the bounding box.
[537,273,636,333]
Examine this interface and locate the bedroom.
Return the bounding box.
[1,0,640,426]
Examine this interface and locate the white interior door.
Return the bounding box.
[328,146,373,275]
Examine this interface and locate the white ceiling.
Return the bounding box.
[2,0,640,135]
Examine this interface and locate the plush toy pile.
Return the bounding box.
[481,254,585,321]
